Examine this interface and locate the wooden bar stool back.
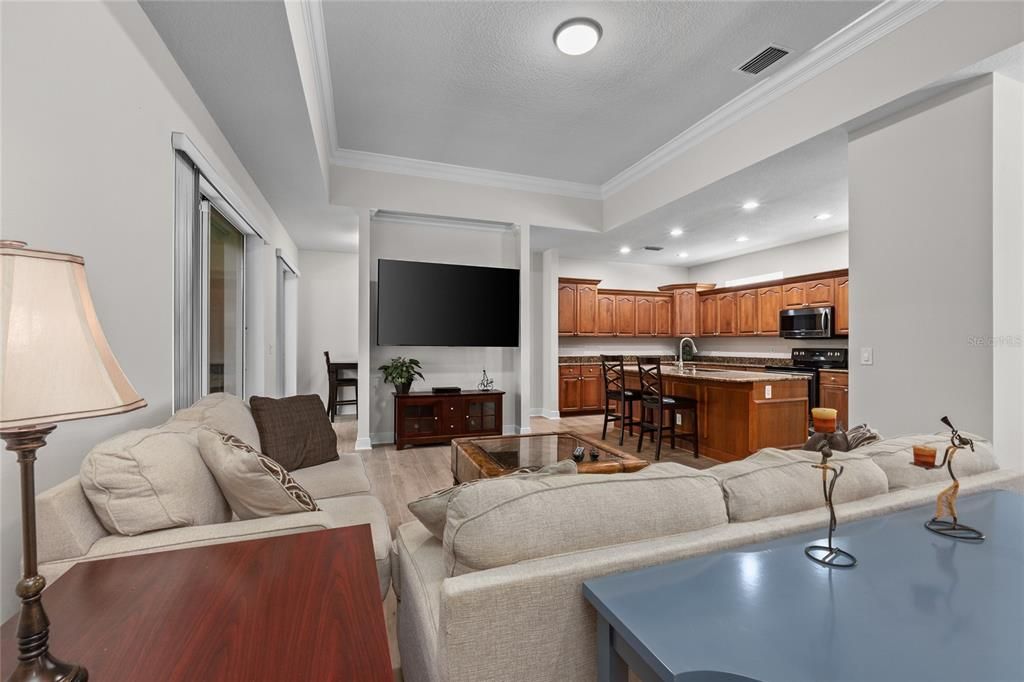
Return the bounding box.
[324,352,358,422]
[636,357,699,461]
[600,355,640,446]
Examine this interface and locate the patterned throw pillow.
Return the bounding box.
[197,429,319,520]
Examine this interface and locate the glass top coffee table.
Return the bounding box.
[451,432,649,483]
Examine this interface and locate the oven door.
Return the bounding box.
[779,307,833,338]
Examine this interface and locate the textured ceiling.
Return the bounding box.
[323,1,879,184]
[532,128,849,265]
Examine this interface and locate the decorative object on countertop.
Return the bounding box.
[477,369,494,391]
[804,442,857,568]
[812,407,839,434]
[914,416,985,542]
[0,240,148,682]
[379,356,424,394]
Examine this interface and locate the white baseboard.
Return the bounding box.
[518,425,533,435]
[370,432,395,446]
[529,408,545,417]
[502,425,518,436]
[542,409,561,420]
[354,436,373,451]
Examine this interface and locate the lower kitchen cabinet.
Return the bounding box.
[818,370,849,430]
[560,364,604,414]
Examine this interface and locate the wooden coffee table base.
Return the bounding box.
[1,526,392,681]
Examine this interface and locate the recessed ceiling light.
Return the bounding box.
[742,200,760,210]
[669,227,683,237]
[736,236,750,243]
[554,18,602,56]
[678,252,689,258]
[814,213,832,221]
[619,246,631,254]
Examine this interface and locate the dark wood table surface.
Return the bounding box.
[1,525,391,681]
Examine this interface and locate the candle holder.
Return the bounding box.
[804,442,857,568]
[913,416,985,542]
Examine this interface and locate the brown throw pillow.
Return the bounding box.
[248,394,339,471]
[804,429,851,453]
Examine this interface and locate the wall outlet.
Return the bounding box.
[676,413,682,425]
[765,385,772,399]
[860,347,874,365]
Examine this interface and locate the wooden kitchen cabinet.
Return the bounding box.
[757,286,782,336]
[783,278,834,309]
[699,292,737,336]
[818,370,849,430]
[835,276,849,335]
[560,364,603,414]
[615,295,636,336]
[654,296,673,336]
[557,278,601,337]
[659,283,715,337]
[558,281,576,335]
[635,295,655,336]
[700,295,718,336]
[595,293,616,335]
[576,283,598,335]
[558,365,581,412]
[737,290,758,336]
[579,364,604,410]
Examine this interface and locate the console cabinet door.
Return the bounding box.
[737,290,758,336]
[654,296,673,336]
[757,286,782,336]
[615,295,636,336]
[463,396,499,434]
[576,283,598,336]
[635,296,654,336]
[558,282,577,335]
[595,294,616,336]
[399,399,443,438]
[673,289,698,336]
[835,277,849,335]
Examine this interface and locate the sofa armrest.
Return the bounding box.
[39,511,333,585]
[37,477,108,564]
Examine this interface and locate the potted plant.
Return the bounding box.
[378,357,424,394]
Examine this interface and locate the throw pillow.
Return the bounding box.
[803,429,851,453]
[248,394,339,471]
[408,459,577,541]
[845,423,883,450]
[197,429,319,520]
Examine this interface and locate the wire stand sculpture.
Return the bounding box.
[916,416,985,542]
[805,442,857,568]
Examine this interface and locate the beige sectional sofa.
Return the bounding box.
[35,394,392,598]
[395,435,1022,682]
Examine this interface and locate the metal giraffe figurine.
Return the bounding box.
[922,416,985,542]
[805,442,857,568]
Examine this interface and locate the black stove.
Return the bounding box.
[763,348,848,414]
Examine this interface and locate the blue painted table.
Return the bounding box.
[582,491,1024,682]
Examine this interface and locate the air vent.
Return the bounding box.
[736,45,789,75]
[643,246,663,252]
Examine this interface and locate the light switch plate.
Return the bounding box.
[860,347,874,365]
[765,385,772,399]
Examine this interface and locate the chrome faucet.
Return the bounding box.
[678,337,698,373]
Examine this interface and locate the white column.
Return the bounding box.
[517,223,532,434]
[541,248,559,419]
[355,208,372,450]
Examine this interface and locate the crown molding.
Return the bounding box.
[299,0,339,153]
[331,148,604,201]
[370,209,516,232]
[600,0,940,197]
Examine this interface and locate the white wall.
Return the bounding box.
[296,250,359,412]
[0,1,299,619]
[369,220,521,442]
[849,78,997,450]
[686,232,848,285]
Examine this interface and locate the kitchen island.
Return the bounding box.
[622,364,809,462]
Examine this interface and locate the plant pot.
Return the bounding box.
[395,381,412,395]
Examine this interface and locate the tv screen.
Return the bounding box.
[376,259,520,347]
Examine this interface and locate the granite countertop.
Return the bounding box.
[559,355,793,369]
[624,365,810,383]
[819,368,849,374]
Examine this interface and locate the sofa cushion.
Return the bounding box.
[710,448,889,523]
[317,495,393,598]
[197,429,319,520]
[410,460,577,541]
[249,394,339,471]
[855,434,998,490]
[172,393,261,451]
[442,463,727,576]
[80,421,231,536]
[289,455,371,500]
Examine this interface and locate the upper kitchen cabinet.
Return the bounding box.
[615,294,637,336]
[635,295,655,336]
[558,280,577,336]
[635,294,673,336]
[783,278,834,309]
[756,286,783,336]
[595,292,616,336]
[835,276,849,335]
[659,283,716,337]
[654,296,673,336]
[737,290,758,336]
[699,292,737,337]
[557,278,601,337]
[576,282,598,335]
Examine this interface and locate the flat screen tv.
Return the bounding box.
[376,259,520,347]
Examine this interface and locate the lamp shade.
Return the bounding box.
[0,241,145,428]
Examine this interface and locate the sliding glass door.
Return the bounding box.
[204,202,245,395]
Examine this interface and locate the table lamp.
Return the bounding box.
[0,241,146,681]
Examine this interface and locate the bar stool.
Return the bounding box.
[636,356,699,461]
[324,352,358,422]
[600,355,641,446]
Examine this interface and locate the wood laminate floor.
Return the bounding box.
[331,414,721,680]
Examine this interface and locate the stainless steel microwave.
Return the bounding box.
[779,307,833,338]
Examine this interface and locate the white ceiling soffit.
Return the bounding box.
[371,210,516,232]
[315,0,936,203]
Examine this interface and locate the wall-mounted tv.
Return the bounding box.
[376,259,520,347]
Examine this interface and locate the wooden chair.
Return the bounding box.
[636,356,699,461]
[600,355,641,446]
[324,352,358,422]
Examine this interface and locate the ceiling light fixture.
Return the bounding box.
[814,213,832,221]
[736,236,750,243]
[678,252,689,258]
[742,200,760,211]
[669,227,684,237]
[619,246,631,254]
[554,18,602,56]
